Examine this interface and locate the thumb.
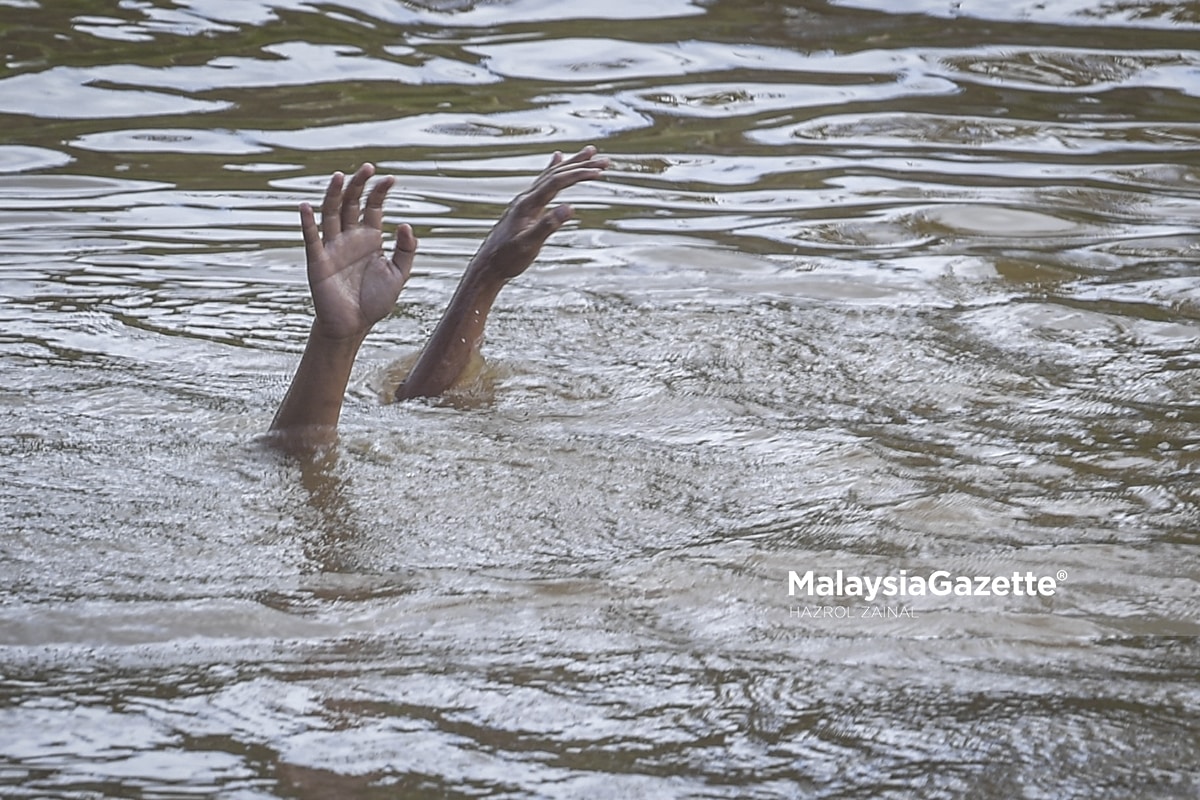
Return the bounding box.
[391,223,418,282]
[300,202,327,285]
[528,203,574,246]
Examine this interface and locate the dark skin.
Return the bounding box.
[269,146,610,446]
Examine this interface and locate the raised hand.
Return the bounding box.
[272,147,609,435]
[301,163,417,342]
[470,145,609,283]
[271,164,417,442]
[395,145,609,401]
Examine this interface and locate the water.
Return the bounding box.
[1,0,1198,797]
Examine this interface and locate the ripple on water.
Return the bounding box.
[920,204,1088,238]
[92,41,496,92]
[752,112,1200,156]
[66,0,702,42]
[0,174,169,201]
[830,0,1200,28]
[620,74,957,119]
[0,145,73,173]
[72,128,271,155]
[0,69,231,119]
[467,37,830,82]
[932,48,1200,93]
[249,95,651,151]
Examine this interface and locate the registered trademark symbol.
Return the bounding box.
[1056,569,1068,581]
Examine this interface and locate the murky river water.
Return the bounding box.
[2,0,1198,797]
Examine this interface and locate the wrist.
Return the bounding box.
[462,257,508,293]
[309,319,369,351]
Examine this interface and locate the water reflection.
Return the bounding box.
[1,0,1198,797]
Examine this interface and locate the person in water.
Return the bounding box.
[270,145,610,445]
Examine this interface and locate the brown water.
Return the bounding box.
[1,1,1198,797]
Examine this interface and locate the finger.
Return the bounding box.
[341,163,374,232]
[532,147,602,187]
[536,150,564,180]
[393,222,418,255]
[299,202,324,282]
[558,144,598,168]
[525,203,574,247]
[526,163,607,209]
[552,153,609,175]
[320,171,345,243]
[391,223,418,282]
[534,154,609,191]
[363,175,394,231]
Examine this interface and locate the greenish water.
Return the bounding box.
[1,1,1198,797]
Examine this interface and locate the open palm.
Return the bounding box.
[301,163,416,342]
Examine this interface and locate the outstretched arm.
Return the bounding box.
[395,145,609,401]
[270,163,416,444]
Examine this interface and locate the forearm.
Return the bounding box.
[270,325,364,440]
[395,267,503,401]
[394,146,606,401]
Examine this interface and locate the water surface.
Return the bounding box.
[1,0,1198,797]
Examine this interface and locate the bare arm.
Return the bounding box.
[395,145,609,401]
[270,163,416,444]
